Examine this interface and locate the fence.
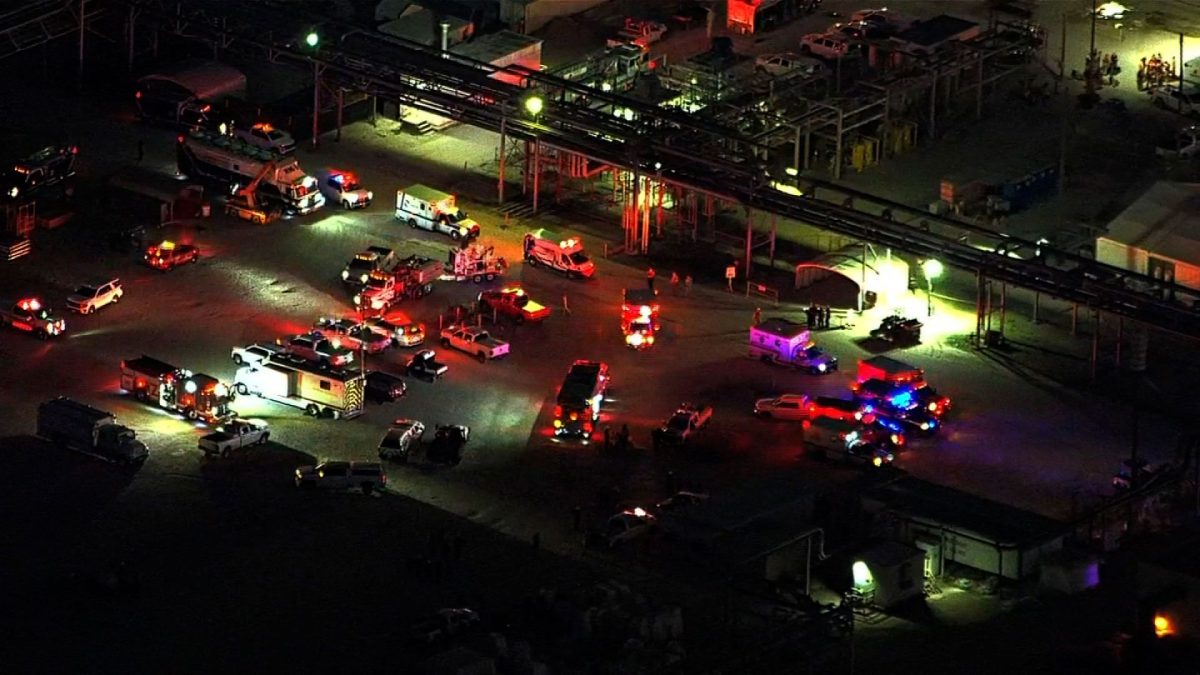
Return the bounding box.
[745,280,780,306]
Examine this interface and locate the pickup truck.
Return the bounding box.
[439,325,510,362]
[231,342,285,367]
[652,403,713,446]
[606,18,667,48]
[405,350,448,380]
[1,297,66,339]
[477,287,551,324]
[198,419,270,459]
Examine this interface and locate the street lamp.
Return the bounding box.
[524,94,544,117]
[305,31,320,48]
[921,258,944,317]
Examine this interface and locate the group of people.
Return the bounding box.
[806,303,833,329]
[647,267,693,296]
[1137,54,1177,90]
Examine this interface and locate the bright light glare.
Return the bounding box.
[305,32,319,47]
[1154,614,1174,638]
[922,258,944,280]
[852,561,872,587]
[524,95,544,116]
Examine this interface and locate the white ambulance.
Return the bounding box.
[523,229,596,279]
[394,185,480,240]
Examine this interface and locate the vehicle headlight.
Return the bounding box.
[367,191,374,200]
[341,270,349,280]
[353,294,361,305]
[360,274,368,283]
[818,363,827,372]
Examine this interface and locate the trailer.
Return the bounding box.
[176,129,324,215]
[446,244,508,282]
[37,397,148,466]
[234,354,364,419]
[120,355,236,424]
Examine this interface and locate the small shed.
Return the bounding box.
[852,540,925,609]
[794,244,908,309]
[863,478,1067,581]
[1095,181,1200,291]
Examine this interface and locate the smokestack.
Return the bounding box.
[440,20,450,52]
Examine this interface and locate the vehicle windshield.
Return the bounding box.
[803,346,823,358]
[513,295,529,307]
[340,178,361,190]
[266,129,288,141]
[74,285,99,297]
[348,258,374,271]
[365,276,387,289]
[569,252,590,264]
[446,209,467,223]
[667,415,690,431]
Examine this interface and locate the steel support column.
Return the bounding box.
[769,214,777,268]
[127,6,137,71]
[78,0,87,87]
[744,207,753,277]
[1090,310,1100,381]
[975,56,984,120]
[335,88,344,141]
[532,139,540,214]
[929,73,938,140]
[833,109,844,180]
[311,60,322,150]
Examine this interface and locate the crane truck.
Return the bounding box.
[225,160,283,224]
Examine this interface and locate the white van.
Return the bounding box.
[394,185,480,240]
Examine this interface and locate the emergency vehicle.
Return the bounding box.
[802,417,894,467]
[749,318,838,374]
[446,243,507,282]
[144,240,199,270]
[854,356,949,416]
[365,316,426,347]
[234,354,365,419]
[316,169,372,210]
[553,360,609,441]
[342,246,398,286]
[478,286,550,324]
[621,288,660,349]
[394,185,481,240]
[523,230,596,278]
[0,297,65,339]
[176,128,324,215]
[354,256,443,314]
[1,145,77,202]
[120,355,236,424]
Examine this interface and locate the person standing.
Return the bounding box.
[823,305,832,329]
[1137,58,1146,90]
[752,306,762,326]
[646,266,656,293]
[684,274,693,297]
[670,271,680,295]
[806,304,818,328]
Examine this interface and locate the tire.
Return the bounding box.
[305,404,320,417]
[441,338,451,348]
[184,408,198,421]
[342,200,351,210]
[450,230,462,241]
[191,254,198,264]
[258,433,269,445]
[361,483,374,495]
[112,294,120,303]
[472,274,482,283]
[407,218,418,228]
[84,305,94,315]
[760,355,772,365]
[1153,98,1166,109]
[800,44,811,54]
[135,390,148,402]
[235,383,248,395]
[36,330,48,340]
[759,411,772,419]
[233,354,244,366]
[476,351,487,363]
[485,273,495,282]
[220,448,231,459]
[809,367,821,375]
[525,256,537,267]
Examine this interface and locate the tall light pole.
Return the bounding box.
[922,259,943,317]
[307,30,321,150]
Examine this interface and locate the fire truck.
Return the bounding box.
[553,360,609,441]
[1,145,77,203]
[354,255,443,314]
[446,243,507,283]
[621,288,660,349]
[176,129,324,215]
[120,355,237,424]
[233,354,365,419]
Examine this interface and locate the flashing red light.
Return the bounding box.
[647,60,658,70]
[136,378,145,388]
[554,405,562,418]
[177,135,185,144]
[569,411,579,421]
[802,420,811,430]
[70,146,78,155]
[135,91,142,99]
[583,422,593,433]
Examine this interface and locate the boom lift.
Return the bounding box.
[225,160,282,224]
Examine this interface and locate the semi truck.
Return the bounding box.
[748,318,838,374]
[176,129,324,215]
[446,244,507,282]
[120,355,237,425]
[36,397,149,466]
[553,360,609,440]
[394,185,481,240]
[234,354,365,419]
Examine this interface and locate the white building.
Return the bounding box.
[1096,181,1200,290]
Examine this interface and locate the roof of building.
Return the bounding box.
[892,15,979,48]
[451,30,541,63]
[1100,181,1200,264]
[863,477,1067,547]
[378,8,472,47]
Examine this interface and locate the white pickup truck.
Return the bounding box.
[439,325,510,362]
[652,403,713,446]
[198,419,270,459]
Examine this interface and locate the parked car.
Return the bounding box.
[230,342,285,367]
[378,419,425,463]
[294,461,386,494]
[755,52,824,77]
[365,370,407,403]
[1150,85,1200,117]
[754,393,812,420]
[66,278,123,314]
[405,350,447,380]
[235,122,296,154]
[800,32,851,59]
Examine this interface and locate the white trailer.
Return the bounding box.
[234,356,364,419]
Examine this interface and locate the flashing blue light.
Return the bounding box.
[889,390,915,409]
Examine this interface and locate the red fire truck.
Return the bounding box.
[621,288,660,349]
[120,355,236,424]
